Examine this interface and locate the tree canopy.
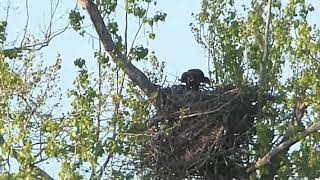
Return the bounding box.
[0,0,320,179]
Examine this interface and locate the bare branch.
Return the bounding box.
[4,1,11,23]
[3,25,68,52]
[45,0,61,37]
[124,11,128,56]
[3,0,68,53]
[20,0,30,47]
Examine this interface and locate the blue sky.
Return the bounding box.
[5,0,319,88]
[4,0,207,88]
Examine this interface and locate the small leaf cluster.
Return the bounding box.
[99,0,117,14]
[69,10,85,35]
[129,46,148,61]
[0,21,7,45]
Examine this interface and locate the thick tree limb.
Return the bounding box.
[246,123,320,173]
[261,101,308,179]
[79,0,158,98]
[0,135,54,180]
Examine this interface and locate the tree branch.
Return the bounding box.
[246,123,320,173]
[247,99,308,176]
[80,0,158,98]
[257,0,272,119]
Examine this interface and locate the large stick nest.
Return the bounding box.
[143,85,259,179]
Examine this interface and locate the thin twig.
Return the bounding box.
[124,11,128,56]
[20,0,30,47]
[129,3,150,52]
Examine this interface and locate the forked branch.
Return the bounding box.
[79,0,158,98]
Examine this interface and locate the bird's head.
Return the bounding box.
[202,77,211,84]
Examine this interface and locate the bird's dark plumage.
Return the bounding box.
[180,69,210,90]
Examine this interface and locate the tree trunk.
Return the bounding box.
[80,0,158,98]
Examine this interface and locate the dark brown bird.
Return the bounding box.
[180,69,210,90]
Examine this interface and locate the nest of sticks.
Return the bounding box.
[143,84,259,179]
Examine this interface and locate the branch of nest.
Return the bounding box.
[147,88,241,128]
